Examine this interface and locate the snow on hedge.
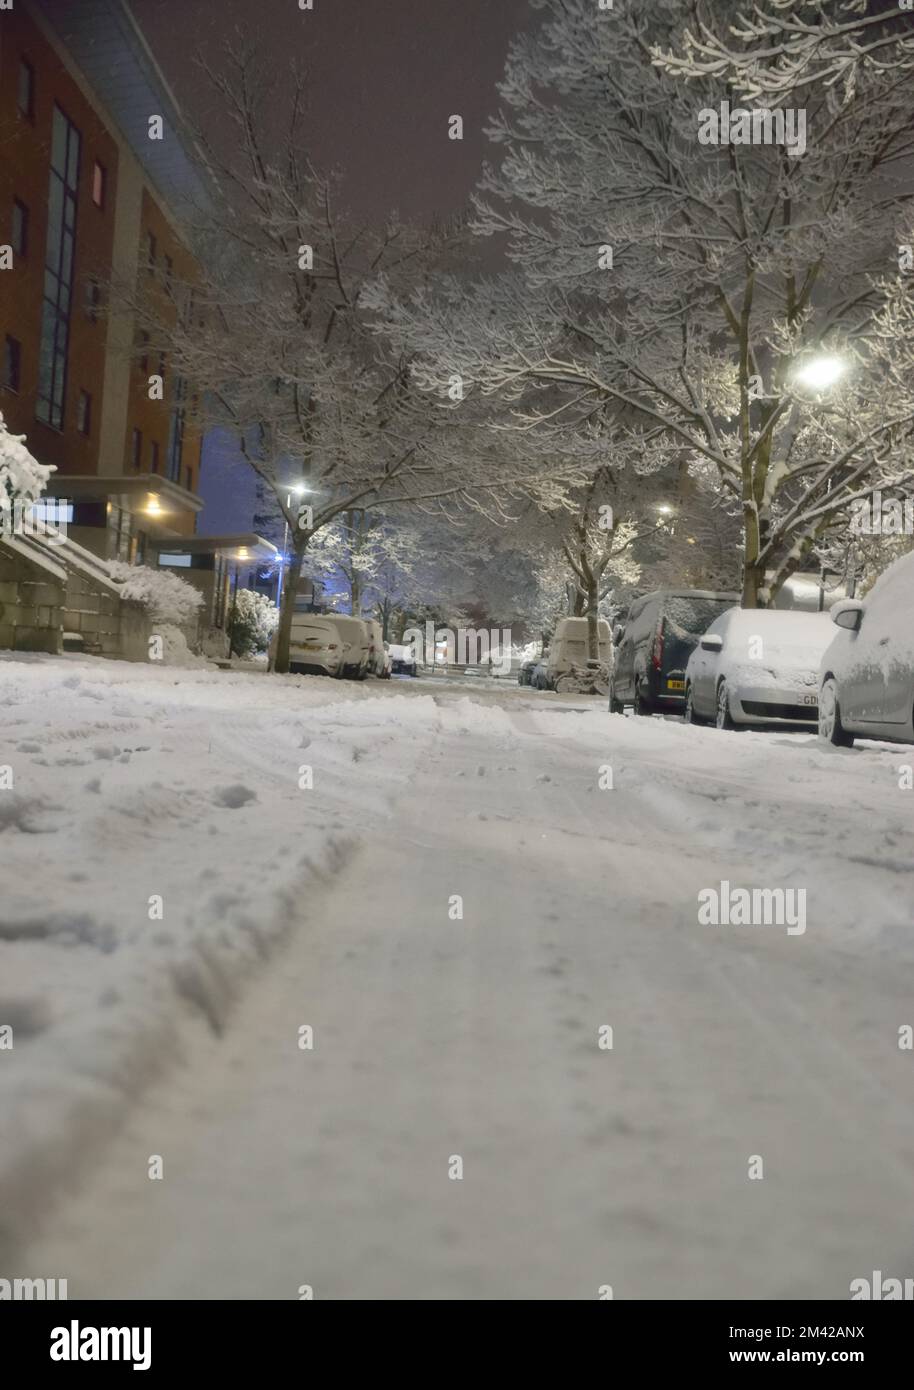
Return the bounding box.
[107,561,204,627]
[229,587,279,656]
[0,412,54,509]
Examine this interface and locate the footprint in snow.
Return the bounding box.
[212,784,257,809]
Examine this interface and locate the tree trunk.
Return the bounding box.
[273,535,307,674]
[585,579,600,661]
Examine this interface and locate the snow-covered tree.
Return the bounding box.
[125,42,586,675]
[373,0,914,607]
[228,588,279,657]
[653,1,914,101]
[0,413,54,514]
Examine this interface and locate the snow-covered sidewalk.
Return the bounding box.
[3,652,914,1296]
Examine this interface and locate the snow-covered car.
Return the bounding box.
[684,607,834,729]
[819,553,914,747]
[326,616,371,679]
[530,658,551,690]
[365,620,391,678]
[388,642,418,676]
[610,589,739,714]
[517,658,538,687]
[284,616,344,677]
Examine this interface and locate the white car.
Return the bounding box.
[819,553,914,747]
[283,616,344,677]
[388,642,418,677]
[684,607,834,729]
[325,616,371,679]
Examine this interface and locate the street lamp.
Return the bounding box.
[277,483,312,604]
[792,354,846,392]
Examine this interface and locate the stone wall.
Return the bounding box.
[0,547,64,653]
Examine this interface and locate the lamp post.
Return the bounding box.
[276,484,311,605]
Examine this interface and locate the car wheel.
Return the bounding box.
[819,677,854,747]
[715,680,735,730]
[684,684,705,726]
[633,682,650,715]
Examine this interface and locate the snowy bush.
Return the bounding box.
[106,561,204,627]
[0,413,54,508]
[228,588,279,657]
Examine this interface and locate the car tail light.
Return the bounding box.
[652,625,664,671]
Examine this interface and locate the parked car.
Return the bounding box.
[819,553,914,747]
[365,620,391,678]
[684,607,834,729]
[530,657,551,690]
[283,615,344,677]
[610,589,739,714]
[388,642,418,677]
[537,617,611,692]
[326,615,371,679]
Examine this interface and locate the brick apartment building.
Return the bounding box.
[0,0,275,652]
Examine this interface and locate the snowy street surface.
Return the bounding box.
[2,652,914,1299]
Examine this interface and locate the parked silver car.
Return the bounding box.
[685,607,833,729]
[819,554,914,747]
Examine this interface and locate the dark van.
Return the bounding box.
[610,589,739,714]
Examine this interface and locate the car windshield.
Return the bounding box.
[664,596,734,635]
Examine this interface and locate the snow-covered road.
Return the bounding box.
[3,654,913,1298]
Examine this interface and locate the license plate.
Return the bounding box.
[798,693,818,706]
[667,679,685,691]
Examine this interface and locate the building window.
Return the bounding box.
[166,374,188,481]
[150,442,160,474]
[12,199,29,258]
[3,336,22,392]
[131,428,143,470]
[36,105,81,430]
[76,390,91,435]
[146,231,157,275]
[92,161,106,208]
[18,59,35,121]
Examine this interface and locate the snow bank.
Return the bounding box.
[0,653,449,1248]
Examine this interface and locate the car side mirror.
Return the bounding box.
[700,633,724,652]
[830,600,864,632]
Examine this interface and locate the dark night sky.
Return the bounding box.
[130,0,534,222]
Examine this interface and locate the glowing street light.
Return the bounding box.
[792,354,846,392]
[656,504,674,515]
